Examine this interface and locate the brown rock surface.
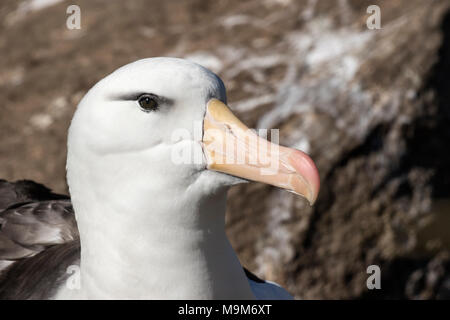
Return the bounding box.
[1,0,449,299]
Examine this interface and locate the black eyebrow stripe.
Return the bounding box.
[111,93,174,105]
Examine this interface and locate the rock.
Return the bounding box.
[227,0,450,299]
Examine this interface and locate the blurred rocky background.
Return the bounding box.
[1,0,450,299]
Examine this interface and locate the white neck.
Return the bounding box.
[57,187,254,299]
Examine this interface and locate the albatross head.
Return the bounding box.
[67,57,319,209]
[65,57,320,298]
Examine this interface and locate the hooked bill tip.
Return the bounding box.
[287,149,320,205]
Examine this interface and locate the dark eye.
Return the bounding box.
[138,94,159,112]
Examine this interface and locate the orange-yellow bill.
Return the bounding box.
[202,99,320,205]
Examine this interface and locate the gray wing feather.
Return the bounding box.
[0,180,79,299]
[0,179,69,211]
[0,241,80,299]
[0,200,78,261]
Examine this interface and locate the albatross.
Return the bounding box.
[0,57,320,299]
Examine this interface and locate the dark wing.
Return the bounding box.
[0,200,78,260]
[0,180,79,299]
[0,179,69,211]
[243,267,294,300]
[0,240,80,300]
[243,267,265,283]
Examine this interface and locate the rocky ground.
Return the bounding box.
[1,0,450,299]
